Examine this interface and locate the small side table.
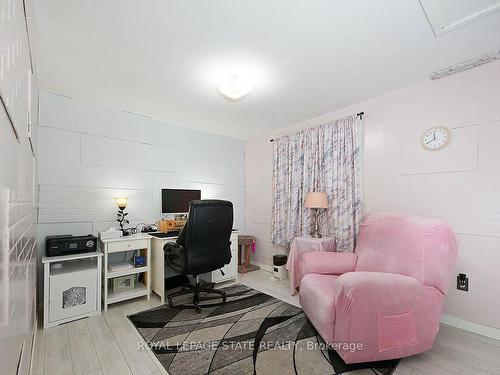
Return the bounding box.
[42,251,103,329]
[237,235,259,274]
[286,236,336,295]
[100,234,151,311]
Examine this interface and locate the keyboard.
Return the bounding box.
[149,231,180,238]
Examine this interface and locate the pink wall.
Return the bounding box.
[245,60,500,330]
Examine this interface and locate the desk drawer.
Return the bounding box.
[107,239,148,253]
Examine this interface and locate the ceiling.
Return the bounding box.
[33,0,500,139]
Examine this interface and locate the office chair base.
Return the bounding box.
[167,278,227,313]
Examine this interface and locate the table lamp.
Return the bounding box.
[305,192,328,238]
[114,197,129,235]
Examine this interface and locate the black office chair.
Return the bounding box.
[163,199,233,312]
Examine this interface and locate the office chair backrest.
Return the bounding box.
[176,199,233,275]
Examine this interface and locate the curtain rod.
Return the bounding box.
[269,111,364,142]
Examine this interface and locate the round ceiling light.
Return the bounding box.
[217,75,252,101]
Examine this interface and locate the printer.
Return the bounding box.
[45,234,97,257]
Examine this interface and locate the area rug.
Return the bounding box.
[128,284,399,375]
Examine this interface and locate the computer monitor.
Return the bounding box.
[161,189,201,214]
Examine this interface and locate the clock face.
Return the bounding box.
[421,127,450,151]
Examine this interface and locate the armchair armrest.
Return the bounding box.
[333,272,442,362]
[299,251,357,281]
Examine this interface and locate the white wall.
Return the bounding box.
[0,1,38,374]
[37,91,245,299]
[245,60,500,332]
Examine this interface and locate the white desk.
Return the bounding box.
[99,234,151,311]
[150,231,239,303]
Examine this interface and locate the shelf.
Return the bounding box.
[50,258,98,276]
[42,251,103,264]
[107,283,148,305]
[107,266,147,279]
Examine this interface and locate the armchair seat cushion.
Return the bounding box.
[299,274,339,343]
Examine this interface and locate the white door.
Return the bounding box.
[49,270,97,322]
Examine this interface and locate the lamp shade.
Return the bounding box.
[114,197,128,210]
[304,192,328,209]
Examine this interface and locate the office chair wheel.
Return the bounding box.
[167,296,174,308]
[195,306,202,313]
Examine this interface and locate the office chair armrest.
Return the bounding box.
[163,241,185,273]
[163,241,182,254]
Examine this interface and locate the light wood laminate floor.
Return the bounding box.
[31,270,500,375]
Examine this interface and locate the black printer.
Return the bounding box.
[45,234,97,257]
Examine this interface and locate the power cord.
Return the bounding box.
[122,250,138,263]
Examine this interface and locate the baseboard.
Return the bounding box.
[441,314,500,341]
[29,307,41,375]
[248,264,500,341]
[249,261,273,272]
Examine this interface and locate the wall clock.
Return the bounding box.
[421,126,451,151]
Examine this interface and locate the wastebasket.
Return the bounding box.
[272,254,288,280]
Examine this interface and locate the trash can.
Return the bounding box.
[272,254,288,280]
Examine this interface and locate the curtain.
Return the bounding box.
[271,114,362,252]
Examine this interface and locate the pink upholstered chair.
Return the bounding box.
[299,212,457,364]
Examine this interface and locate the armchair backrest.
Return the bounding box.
[176,199,233,275]
[354,212,457,294]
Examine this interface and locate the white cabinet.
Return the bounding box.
[210,250,237,283]
[201,232,239,284]
[49,270,97,322]
[150,236,170,304]
[43,252,102,329]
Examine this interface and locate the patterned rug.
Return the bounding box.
[128,284,399,375]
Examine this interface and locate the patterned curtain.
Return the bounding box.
[271,114,362,252]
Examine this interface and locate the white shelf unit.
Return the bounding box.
[42,252,103,329]
[100,234,151,311]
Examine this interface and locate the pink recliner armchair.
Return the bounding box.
[299,212,457,363]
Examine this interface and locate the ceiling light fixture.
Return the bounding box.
[217,75,252,101]
[429,49,500,80]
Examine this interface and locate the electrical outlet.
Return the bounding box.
[457,273,469,291]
